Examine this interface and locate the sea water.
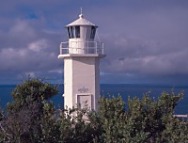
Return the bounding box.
[0,84,188,114]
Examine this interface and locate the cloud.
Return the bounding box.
[98,3,188,81]
[0,18,62,83]
[28,39,48,52]
[0,0,188,84]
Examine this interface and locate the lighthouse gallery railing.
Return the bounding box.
[59,41,104,55]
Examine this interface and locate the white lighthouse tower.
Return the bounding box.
[58,12,105,110]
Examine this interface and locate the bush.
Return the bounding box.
[0,79,188,143]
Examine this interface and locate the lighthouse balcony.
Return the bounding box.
[59,41,104,56]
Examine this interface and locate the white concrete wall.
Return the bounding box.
[64,58,73,109]
[94,59,100,110]
[63,56,100,110]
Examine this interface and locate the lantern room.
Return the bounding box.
[66,14,97,41]
[58,13,104,56]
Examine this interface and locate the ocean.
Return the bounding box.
[0,84,188,114]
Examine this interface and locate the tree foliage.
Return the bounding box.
[94,92,188,143]
[0,79,58,143]
[0,79,188,143]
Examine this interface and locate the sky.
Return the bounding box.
[0,0,188,85]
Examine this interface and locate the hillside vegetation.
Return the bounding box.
[0,79,188,143]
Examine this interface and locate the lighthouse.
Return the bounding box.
[58,12,105,110]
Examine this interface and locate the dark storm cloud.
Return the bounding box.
[95,1,188,83]
[0,0,188,84]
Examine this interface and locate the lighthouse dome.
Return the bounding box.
[66,14,97,27]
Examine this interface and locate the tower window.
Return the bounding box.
[90,26,96,39]
[75,26,80,38]
[68,26,80,38]
[67,27,73,38]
